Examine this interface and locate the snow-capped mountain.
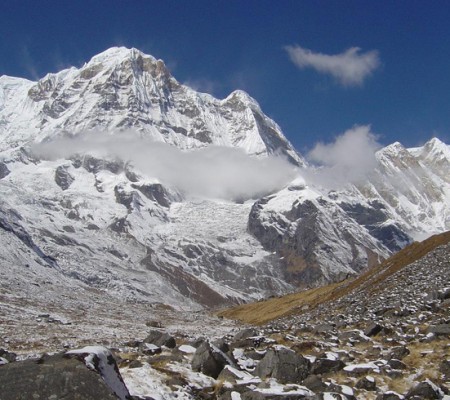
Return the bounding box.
[0,47,449,310]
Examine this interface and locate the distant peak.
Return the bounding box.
[224,90,259,108]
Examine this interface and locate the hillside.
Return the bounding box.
[219,230,450,324]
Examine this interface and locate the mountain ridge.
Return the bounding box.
[0,47,449,312]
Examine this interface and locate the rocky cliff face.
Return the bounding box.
[0,47,449,311]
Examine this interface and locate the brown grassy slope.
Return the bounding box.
[218,231,450,325]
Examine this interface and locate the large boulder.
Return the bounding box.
[191,341,233,378]
[0,348,129,400]
[143,330,176,348]
[254,348,310,384]
[311,358,345,375]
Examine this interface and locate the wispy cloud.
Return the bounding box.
[184,78,221,95]
[19,45,40,80]
[305,125,382,187]
[285,44,380,87]
[32,130,297,201]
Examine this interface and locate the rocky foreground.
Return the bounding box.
[0,241,449,399]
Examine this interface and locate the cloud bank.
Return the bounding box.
[285,44,380,87]
[305,125,382,188]
[32,131,298,201]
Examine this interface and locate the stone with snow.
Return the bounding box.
[191,341,233,378]
[254,348,310,384]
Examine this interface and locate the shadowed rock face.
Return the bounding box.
[0,353,122,400]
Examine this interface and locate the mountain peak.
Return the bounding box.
[87,47,156,66]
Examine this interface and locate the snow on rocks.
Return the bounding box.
[66,345,130,400]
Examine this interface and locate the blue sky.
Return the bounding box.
[1,0,450,151]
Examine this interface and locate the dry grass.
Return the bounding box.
[218,231,450,325]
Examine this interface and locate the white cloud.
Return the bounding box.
[285,44,380,87]
[32,131,297,201]
[305,125,382,188]
[184,78,220,95]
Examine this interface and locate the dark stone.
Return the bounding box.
[212,337,229,354]
[254,348,310,384]
[388,346,410,360]
[0,349,17,363]
[233,328,258,341]
[302,374,327,392]
[355,376,377,391]
[311,358,345,375]
[440,360,450,379]
[0,353,126,400]
[405,381,441,399]
[86,223,101,230]
[0,162,10,179]
[144,330,176,348]
[364,323,383,337]
[387,359,407,370]
[55,165,74,190]
[129,360,143,368]
[191,341,231,378]
[145,320,162,328]
[427,324,450,336]
[375,393,402,400]
[132,183,177,208]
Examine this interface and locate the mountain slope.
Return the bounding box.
[0,47,449,312]
[219,230,450,324]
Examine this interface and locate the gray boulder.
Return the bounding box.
[311,358,345,375]
[427,324,450,336]
[144,330,176,348]
[191,341,232,378]
[405,381,441,399]
[0,352,128,400]
[254,348,310,384]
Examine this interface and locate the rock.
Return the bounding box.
[212,337,230,353]
[145,320,162,328]
[55,165,75,190]
[0,352,127,400]
[388,346,410,360]
[0,162,10,179]
[355,376,377,391]
[364,323,383,337]
[254,348,310,384]
[0,349,17,363]
[314,323,336,334]
[427,324,450,336]
[141,343,162,355]
[129,359,144,368]
[387,359,407,370]
[375,392,402,400]
[233,328,258,341]
[311,358,345,374]
[302,374,327,392]
[440,359,450,379]
[405,380,441,399]
[144,330,176,348]
[191,341,232,378]
[338,330,369,344]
